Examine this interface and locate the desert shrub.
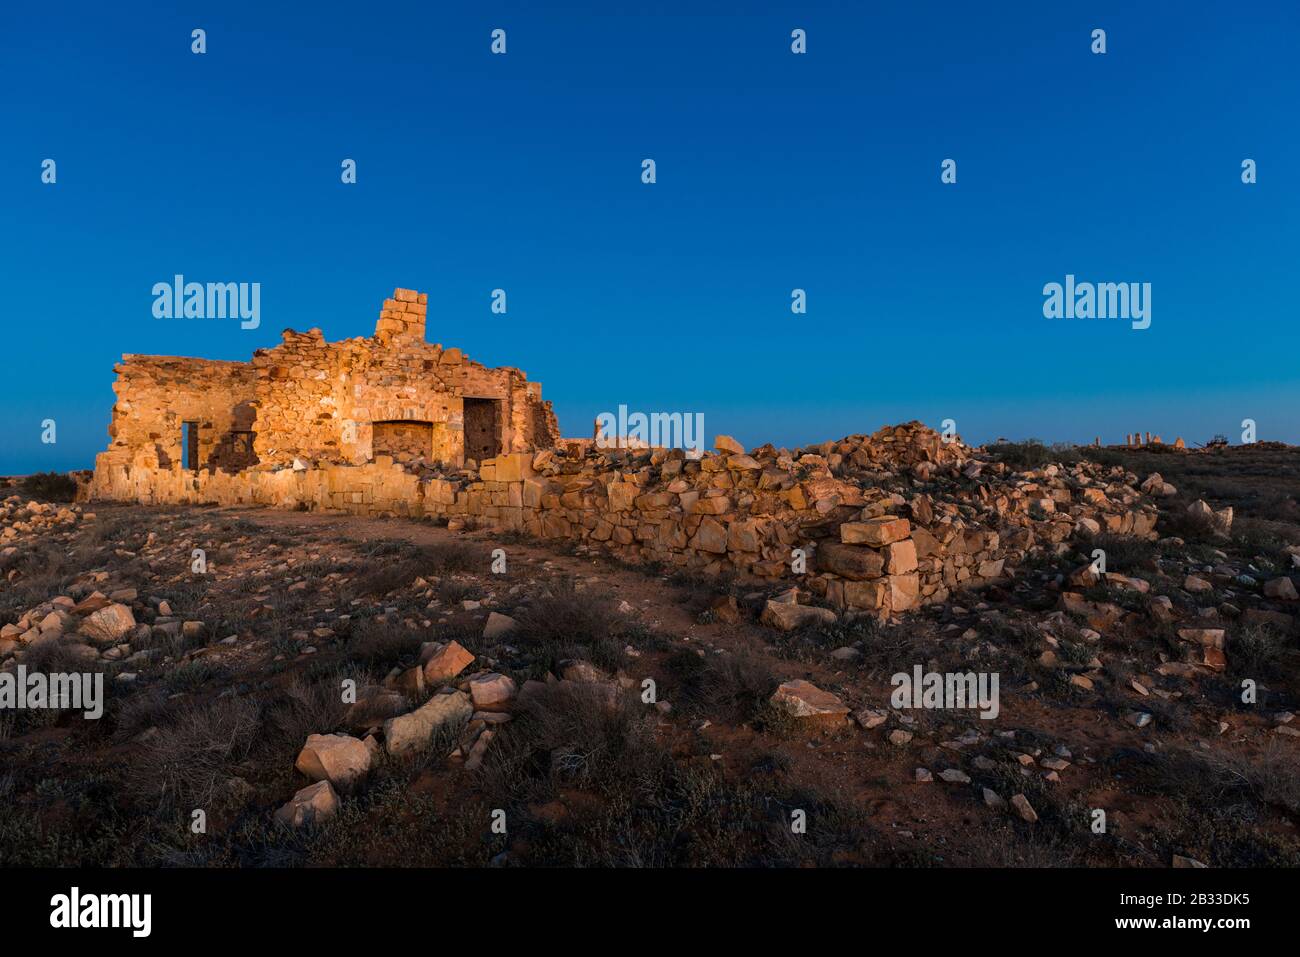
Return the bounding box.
[112,686,181,741]
[767,611,857,662]
[1090,532,1157,571]
[1104,745,1284,810]
[245,589,312,647]
[1232,517,1297,567]
[1102,745,1300,866]
[216,518,260,536]
[163,659,234,694]
[345,617,425,670]
[0,700,59,739]
[978,756,1090,845]
[778,613,926,673]
[358,538,423,560]
[82,509,153,547]
[153,578,212,617]
[663,647,774,722]
[476,681,881,867]
[989,440,1080,469]
[258,672,350,763]
[1081,448,1127,468]
[346,540,487,598]
[1157,503,1220,543]
[208,597,259,641]
[130,697,261,810]
[1227,625,1291,681]
[420,540,489,574]
[20,472,78,502]
[0,544,78,619]
[346,557,428,598]
[19,635,99,676]
[480,682,660,800]
[436,577,481,605]
[510,578,625,673]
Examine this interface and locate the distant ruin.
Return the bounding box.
[92,288,560,480]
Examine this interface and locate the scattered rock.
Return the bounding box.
[294,733,371,794]
[982,788,1006,809]
[423,640,475,685]
[384,690,473,756]
[275,780,339,828]
[482,612,519,639]
[468,672,517,712]
[760,600,837,631]
[79,603,136,646]
[770,679,849,726]
[853,707,889,729]
[1010,793,1038,823]
[1264,577,1298,601]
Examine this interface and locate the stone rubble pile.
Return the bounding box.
[276,637,645,826]
[495,421,1159,618]
[0,578,205,673]
[1,498,89,575]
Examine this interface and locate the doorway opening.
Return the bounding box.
[181,421,199,470]
[462,398,502,463]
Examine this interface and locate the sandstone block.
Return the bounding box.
[1264,577,1298,601]
[843,579,889,612]
[691,517,728,554]
[79,603,136,646]
[841,516,911,546]
[275,780,340,828]
[295,733,372,794]
[886,574,919,612]
[816,542,885,580]
[726,519,761,553]
[422,640,475,685]
[482,612,519,640]
[760,600,836,631]
[384,690,472,756]
[469,672,517,712]
[690,496,731,515]
[885,539,918,575]
[770,679,849,725]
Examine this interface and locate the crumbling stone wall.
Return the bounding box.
[372,421,435,464]
[94,288,561,476]
[97,356,259,473]
[87,419,1159,618]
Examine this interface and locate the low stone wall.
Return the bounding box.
[84,423,1160,619]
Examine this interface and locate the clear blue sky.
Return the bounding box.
[2,1,1297,473]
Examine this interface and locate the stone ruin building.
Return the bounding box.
[87,287,1161,619]
[92,288,561,482]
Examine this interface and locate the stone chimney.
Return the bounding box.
[375,288,427,342]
